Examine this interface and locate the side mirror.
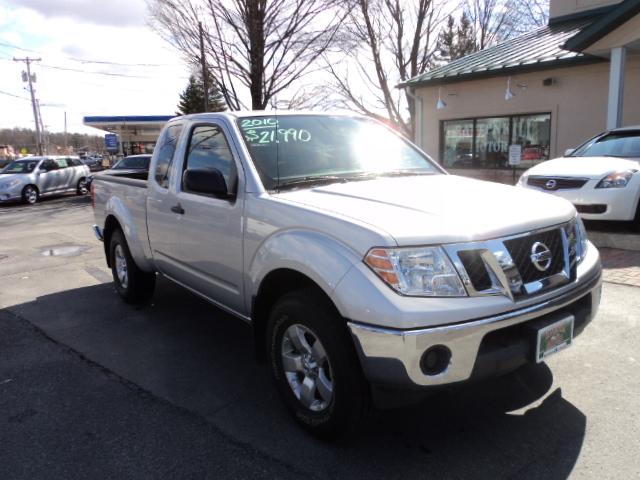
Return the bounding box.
[183,168,229,197]
[564,148,575,157]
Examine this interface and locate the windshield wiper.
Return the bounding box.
[378,169,435,178]
[276,175,351,191]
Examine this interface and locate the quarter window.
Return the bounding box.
[154,124,183,188]
[183,125,236,194]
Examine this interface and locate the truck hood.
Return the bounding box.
[526,156,640,179]
[276,175,576,246]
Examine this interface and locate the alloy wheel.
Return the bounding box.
[281,324,334,411]
[114,244,128,289]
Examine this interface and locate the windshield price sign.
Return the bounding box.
[240,118,311,145]
[508,144,522,166]
[105,133,119,152]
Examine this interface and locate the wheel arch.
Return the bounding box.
[102,214,122,268]
[251,268,344,363]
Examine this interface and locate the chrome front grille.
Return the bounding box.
[503,228,564,283]
[527,176,589,191]
[444,221,579,300]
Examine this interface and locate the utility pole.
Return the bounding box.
[13,57,43,155]
[36,99,46,154]
[199,21,209,113]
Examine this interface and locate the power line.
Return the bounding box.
[0,39,174,68]
[0,89,31,101]
[39,63,154,79]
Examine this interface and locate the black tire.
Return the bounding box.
[631,199,640,233]
[77,177,88,195]
[21,185,39,204]
[267,288,370,440]
[109,229,155,304]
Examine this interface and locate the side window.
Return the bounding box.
[41,159,57,171]
[55,158,69,168]
[154,124,183,188]
[183,124,236,194]
[70,158,82,167]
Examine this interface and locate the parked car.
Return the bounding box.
[92,112,602,438]
[81,155,104,172]
[86,154,151,191]
[518,126,640,230]
[0,156,90,204]
[112,154,151,171]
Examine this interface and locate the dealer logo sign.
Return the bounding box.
[530,241,553,272]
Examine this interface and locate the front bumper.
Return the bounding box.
[0,190,22,203]
[348,261,601,388]
[524,179,639,221]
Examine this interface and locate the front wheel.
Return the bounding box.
[22,185,38,204]
[77,178,88,195]
[109,229,155,304]
[267,288,370,439]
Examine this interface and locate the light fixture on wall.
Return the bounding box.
[505,76,515,100]
[436,87,446,109]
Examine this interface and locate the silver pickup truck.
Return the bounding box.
[91,112,602,438]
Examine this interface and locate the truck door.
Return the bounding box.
[156,122,246,315]
[147,123,185,275]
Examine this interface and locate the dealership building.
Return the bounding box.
[401,0,640,183]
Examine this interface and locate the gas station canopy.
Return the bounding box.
[83,115,174,156]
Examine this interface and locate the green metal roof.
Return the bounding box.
[400,18,603,88]
[563,0,640,51]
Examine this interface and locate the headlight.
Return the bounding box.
[595,170,636,188]
[364,247,467,297]
[0,178,21,189]
[576,216,588,263]
[566,216,589,264]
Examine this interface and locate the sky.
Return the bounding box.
[0,0,190,135]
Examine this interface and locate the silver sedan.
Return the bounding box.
[0,156,90,204]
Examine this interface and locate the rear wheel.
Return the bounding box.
[77,178,88,195]
[267,288,370,439]
[109,229,155,304]
[22,185,38,204]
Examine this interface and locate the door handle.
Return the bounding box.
[171,204,185,214]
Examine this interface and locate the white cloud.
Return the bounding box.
[0,1,189,135]
[4,0,148,27]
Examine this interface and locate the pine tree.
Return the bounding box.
[176,73,226,115]
[437,13,478,63]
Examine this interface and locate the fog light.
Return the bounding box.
[420,345,451,376]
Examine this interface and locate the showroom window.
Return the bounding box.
[441,113,551,169]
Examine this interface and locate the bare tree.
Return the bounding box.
[328,0,447,136]
[464,0,520,50]
[514,0,549,33]
[150,0,344,110]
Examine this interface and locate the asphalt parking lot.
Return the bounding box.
[1,194,639,479]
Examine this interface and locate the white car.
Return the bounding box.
[518,126,640,230]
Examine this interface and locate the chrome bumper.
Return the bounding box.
[348,268,602,387]
[92,224,104,242]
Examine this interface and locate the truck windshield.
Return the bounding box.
[570,131,640,158]
[237,115,441,190]
[1,159,39,174]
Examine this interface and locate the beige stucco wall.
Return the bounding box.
[550,0,621,19]
[415,55,640,182]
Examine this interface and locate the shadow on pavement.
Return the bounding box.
[3,278,587,479]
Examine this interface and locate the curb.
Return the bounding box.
[587,230,640,252]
